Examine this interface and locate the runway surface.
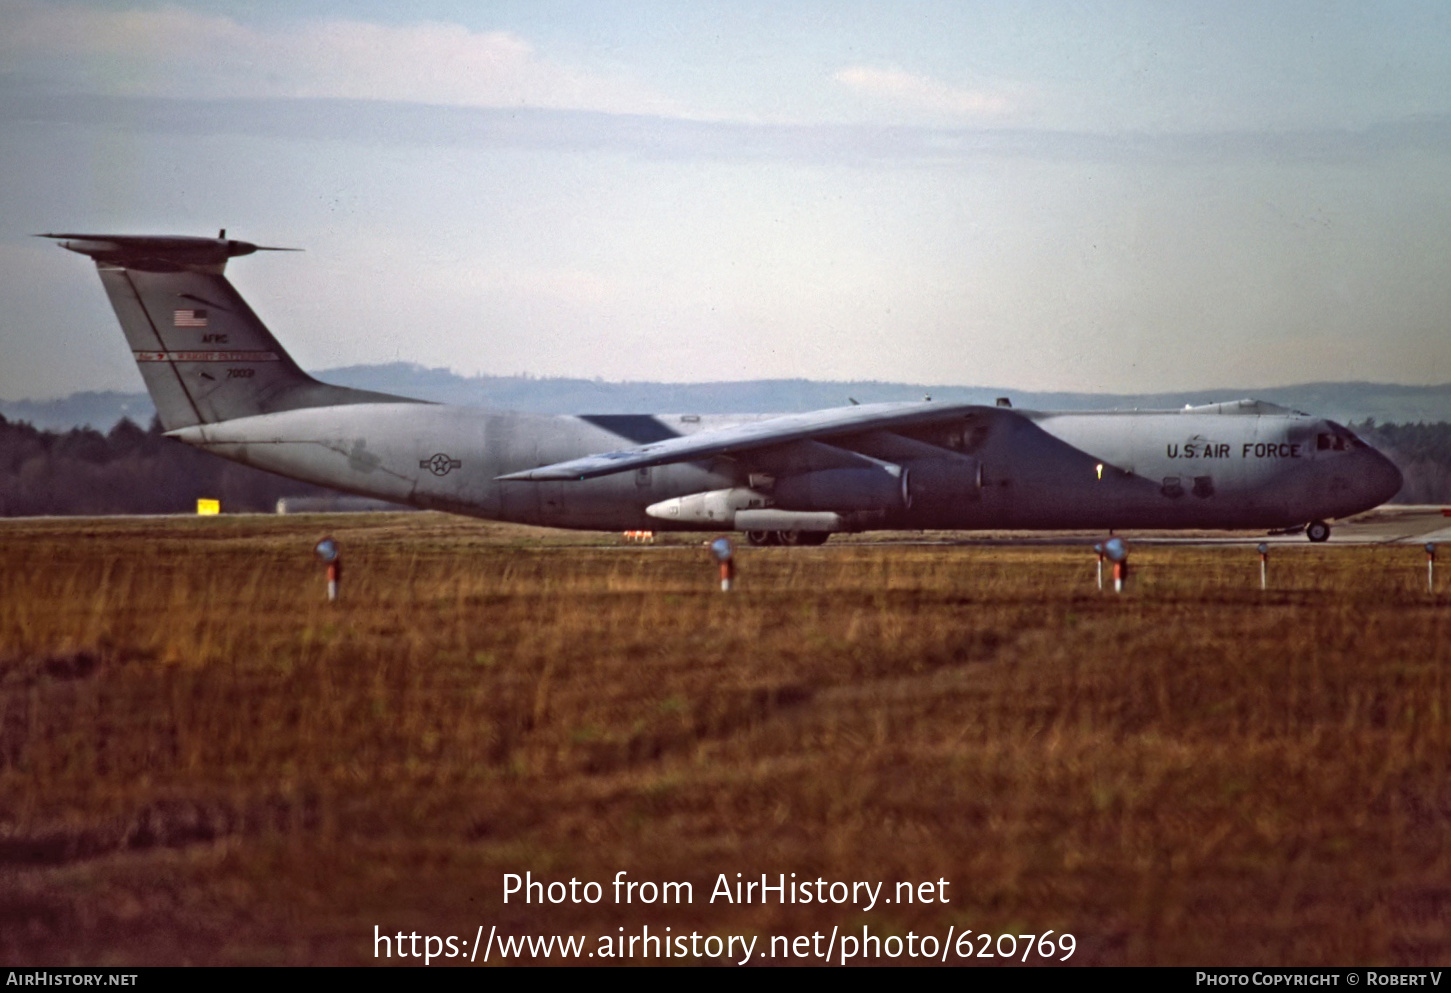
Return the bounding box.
[3,505,1448,548]
[819,505,1451,548]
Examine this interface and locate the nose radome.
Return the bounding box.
[1364,449,1403,505]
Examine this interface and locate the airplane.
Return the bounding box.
[42,232,1403,545]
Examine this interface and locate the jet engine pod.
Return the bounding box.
[773,466,906,513]
[645,487,769,525]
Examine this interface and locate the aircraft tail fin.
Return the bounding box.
[43,233,415,430]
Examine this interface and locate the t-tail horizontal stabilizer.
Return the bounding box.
[39,233,300,272]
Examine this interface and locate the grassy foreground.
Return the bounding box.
[1,513,1448,966]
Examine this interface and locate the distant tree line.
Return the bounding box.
[0,416,339,516]
[2,414,1450,516]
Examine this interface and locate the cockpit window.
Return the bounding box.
[1317,424,1367,452]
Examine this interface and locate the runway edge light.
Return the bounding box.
[709,537,735,592]
[1103,538,1129,593]
[314,536,341,602]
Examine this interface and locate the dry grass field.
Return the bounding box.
[1,512,1449,966]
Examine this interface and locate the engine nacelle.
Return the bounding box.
[773,466,907,513]
[645,487,769,525]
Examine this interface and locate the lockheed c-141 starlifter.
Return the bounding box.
[44,232,1402,544]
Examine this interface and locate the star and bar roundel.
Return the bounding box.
[421,453,463,476]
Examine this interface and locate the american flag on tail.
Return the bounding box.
[173,309,208,327]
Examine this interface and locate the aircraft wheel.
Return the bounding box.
[776,530,831,547]
[746,530,778,546]
[1306,520,1331,543]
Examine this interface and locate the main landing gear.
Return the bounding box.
[746,530,831,546]
[1305,520,1331,543]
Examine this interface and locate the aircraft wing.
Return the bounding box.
[497,400,991,481]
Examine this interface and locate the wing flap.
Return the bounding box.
[497,401,991,481]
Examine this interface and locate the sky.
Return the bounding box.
[3,0,1451,401]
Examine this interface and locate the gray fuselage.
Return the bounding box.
[171,399,1403,532]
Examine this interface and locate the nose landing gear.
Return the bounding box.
[1306,520,1331,543]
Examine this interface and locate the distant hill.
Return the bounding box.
[5,364,1451,430]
